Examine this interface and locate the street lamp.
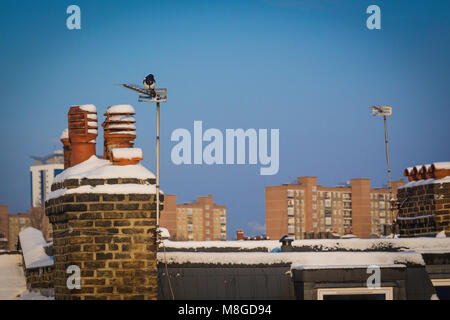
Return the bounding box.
[370,105,393,235]
[118,79,167,239]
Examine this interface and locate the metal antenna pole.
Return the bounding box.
[156,102,160,231]
[384,115,393,223]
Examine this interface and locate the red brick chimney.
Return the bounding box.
[68,105,98,167]
[236,229,245,240]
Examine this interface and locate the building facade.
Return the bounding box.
[30,150,64,208]
[161,194,227,241]
[265,176,404,240]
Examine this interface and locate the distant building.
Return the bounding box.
[30,150,64,207]
[265,176,404,240]
[161,194,227,241]
[0,205,52,250]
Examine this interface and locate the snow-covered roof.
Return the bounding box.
[18,228,53,269]
[398,176,450,189]
[161,237,450,253]
[78,104,96,112]
[156,251,425,267]
[53,155,155,183]
[106,104,135,114]
[111,148,143,160]
[108,124,136,130]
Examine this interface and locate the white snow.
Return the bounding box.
[436,231,447,238]
[108,116,136,122]
[89,139,96,144]
[157,251,425,267]
[397,214,434,221]
[16,290,54,300]
[106,104,135,114]
[160,237,450,254]
[433,162,450,170]
[47,183,162,200]
[60,128,68,140]
[88,129,98,134]
[78,104,96,113]
[53,155,155,184]
[0,254,27,300]
[87,121,98,127]
[87,114,97,120]
[161,240,281,251]
[108,124,136,130]
[159,227,170,239]
[398,176,450,189]
[111,148,143,160]
[110,130,136,135]
[18,228,53,269]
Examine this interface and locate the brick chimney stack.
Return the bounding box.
[46,104,161,300]
[68,105,98,167]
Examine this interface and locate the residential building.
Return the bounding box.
[265,176,404,240]
[161,194,227,241]
[30,150,64,207]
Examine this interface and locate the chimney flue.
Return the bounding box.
[68,105,98,167]
[60,128,71,169]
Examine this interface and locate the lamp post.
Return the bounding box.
[370,105,393,235]
[118,82,167,238]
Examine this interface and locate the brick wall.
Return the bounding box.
[45,177,162,300]
[25,266,54,289]
[397,182,450,237]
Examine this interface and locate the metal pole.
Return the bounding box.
[156,102,160,233]
[384,115,393,228]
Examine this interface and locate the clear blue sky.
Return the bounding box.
[0,0,449,239]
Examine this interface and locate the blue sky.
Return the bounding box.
[0,0,449,239]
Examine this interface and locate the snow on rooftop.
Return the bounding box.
[157,251,425,267]
[47,183,162,201]
[60,128,68,140]
[87,114,97,120]
[0,254,27,299]
[161,237,450,253]
[53,155,155,183]
[18,227,53,269]
[106,104,135,114]
[398,176,450,189]
[111,148,142,160]
[88,129,98,134]
[78,104,96,113]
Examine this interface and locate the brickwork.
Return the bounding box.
[45,177,162,300]
[397,182,450,237]
[25,266,54,289]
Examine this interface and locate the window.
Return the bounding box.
[205,213,209,218]
[432,279,450,300]
[205,205,210,210]
[317,287,393,300]
[312,186,317,192]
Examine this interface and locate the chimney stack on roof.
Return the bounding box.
[404,162,450,181]
[68,105,98,167]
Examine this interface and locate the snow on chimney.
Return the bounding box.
[68,105,98,167]
[102,104,137,161]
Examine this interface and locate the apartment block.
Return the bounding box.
[266,177,404,240]
[161,194,227,241]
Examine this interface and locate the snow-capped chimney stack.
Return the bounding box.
[68,105,98,167]
[102,105,136,161]
[60,128,71,169]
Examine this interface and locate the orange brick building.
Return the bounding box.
[265,177,404,240]
[160,194,227,241]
